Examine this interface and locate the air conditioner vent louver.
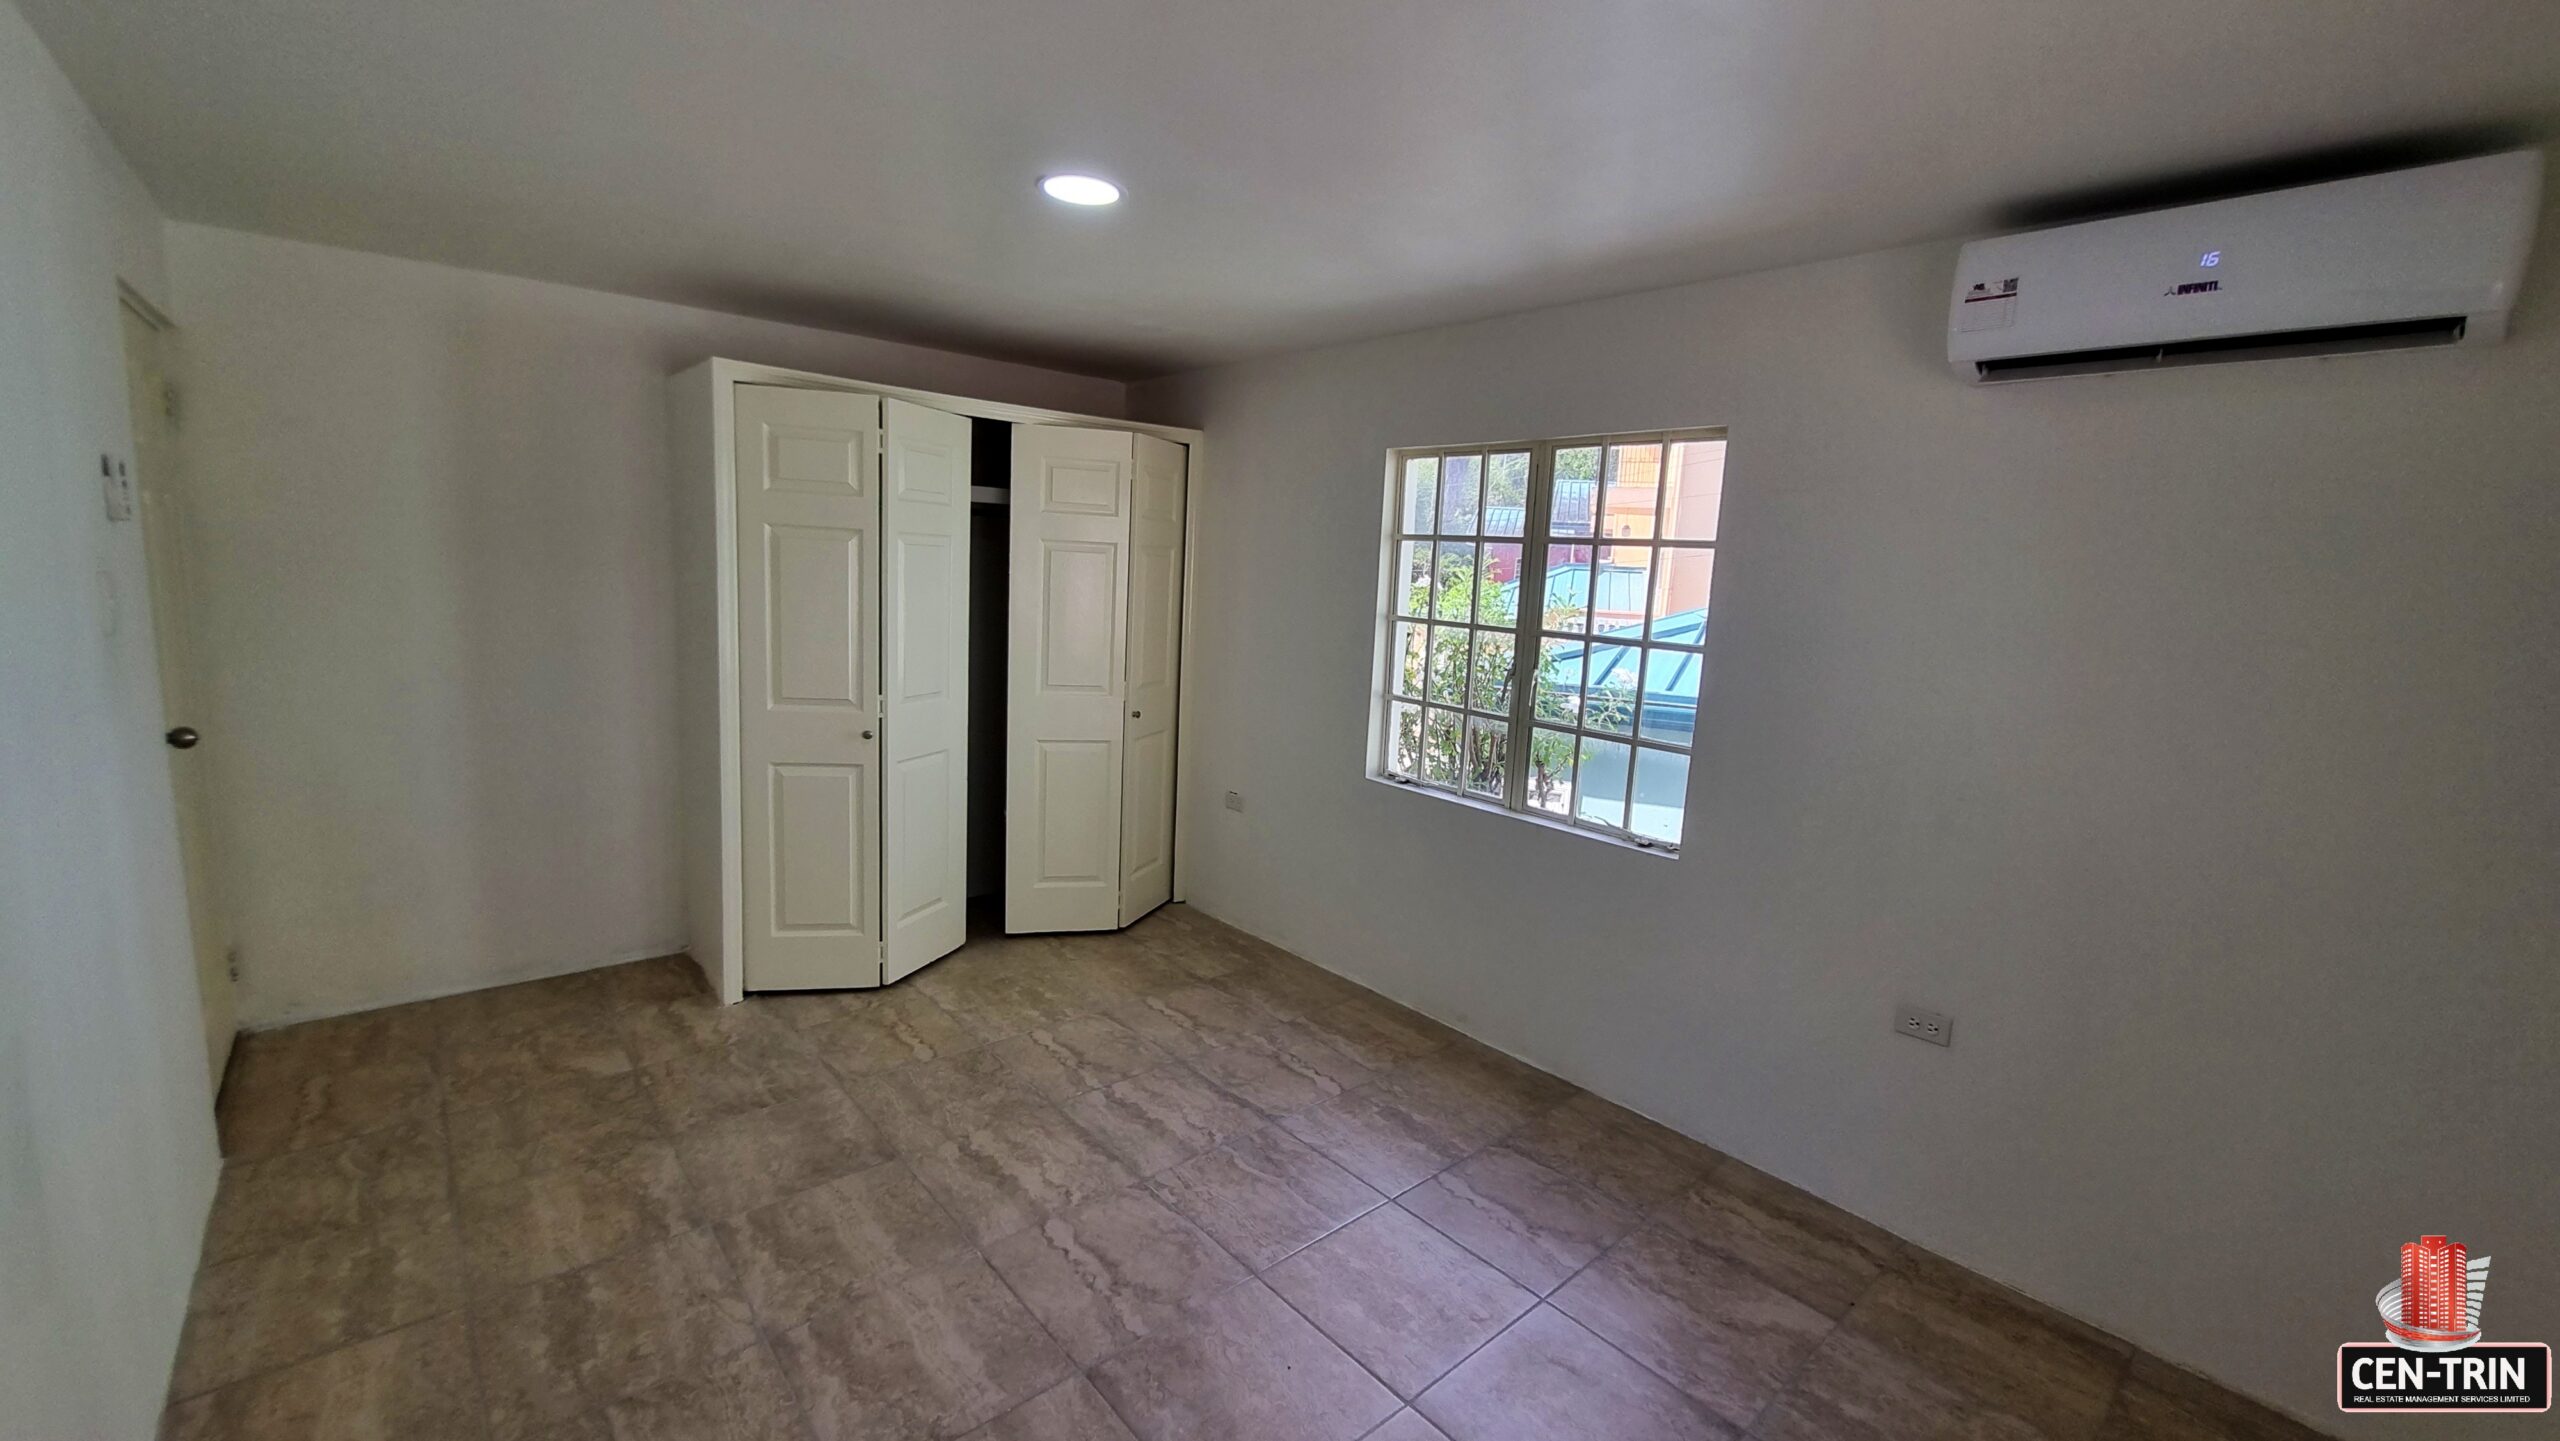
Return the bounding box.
[1949,150,2539,384]
[1972,316,2468,382]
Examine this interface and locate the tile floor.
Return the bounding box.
[166,906,2326,1441]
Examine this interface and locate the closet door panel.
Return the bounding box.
[881,398,973,981]
[1007,425,1133,932]
[1118,435,1186,923]
[735,384,883,990]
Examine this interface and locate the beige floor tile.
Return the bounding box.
[449,1072,666,1194]
[619,991,789,1068]
[441,1013,635,1110]
[1368,1410,1452,1441]
[1104,985,1274,1058]
[1150,1124,1384,1272]
[1502,1092,1722,1211]
[1414,1305,1729,1441]
[1293,995,1458,1071]
[456,1142,699,1292]
[1212,955,1368,1020]
[1059,1064,1263,1176]
[218,1054,443,1160]
[1264,1205,1534,1399]
[474,1231,757,1438]
[201,1117,452,1264]
[433,969,616,1048]
[1550,1226,1835,1427]
[1657,1161,1903,1318]
[1752,1327,2054,1441]
[1087,1279,1399,1441]
[1836,1270,2126,1440]
[229,1003,445,1078]
[1187,1027,1372,1116]
[903,1092,1138,1245]
[172,1216,464,1398]
[774,1253,1071,1441]
[671,1088,892,1217]
[1398,1145,1638,1295]
[1278,1086,1477,1195]
[638,1031,836,1131]
[594,955,709,1010]
[715,1160,970,1330]
[802,989,977,1078]
[983,1187,1248,1365]
[161,1315,483,1441]
[961,1376,1137,1441]
[2098,1355,2329,1441]
[600,1340,808,1441]
[990,1017,1172,1102]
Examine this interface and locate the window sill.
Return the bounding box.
[1365,772,1681,859]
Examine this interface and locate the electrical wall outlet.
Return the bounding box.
[1223,790,1245,812]
[1895,1005,1953,1047]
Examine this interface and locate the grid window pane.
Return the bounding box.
[1426,626,1468,705]
[1439,454,1484,534]
[1575,735,1631,829]
[1601,444,1661,540]
[1526,728,1576,816]
[1464,718,1508,798]
[1382,431,1719,851]
[1637,648,1701,746]
[1550,446,1601,537]
[1396,540,1432,617]
[1477,542,1522,626]
[1649,547,1713,641]
[1390,621,1427,699]
[1540,543,1592,633]
[1592,544,1650,638]
[1423,709,1462,786]
[1662,440,1724,540]
[1630,747,1688,845]
[1532,638,1584,724]
[1432,542,1477,621]
[1484,452,1530,537]
[1469,632,1516,714]
[1388,702,1423,777]
[1401,457,1439,534]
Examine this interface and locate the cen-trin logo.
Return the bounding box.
[2338,1236,2549,1413]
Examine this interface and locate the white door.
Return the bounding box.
[1118,435,1186,925]
[1007,425,1133,932]
[734,384,883,990]
[124,303,236,1089]
[879,398,971,981]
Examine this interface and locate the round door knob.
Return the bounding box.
[860,729,875,740]
[165,726,199,749]
[1130,710,1142,718]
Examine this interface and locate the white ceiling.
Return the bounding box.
[24,0,2560,377]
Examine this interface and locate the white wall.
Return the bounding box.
[0,3,221,1436]
[1132,162,2560,1433]
[168,225,1126,1026]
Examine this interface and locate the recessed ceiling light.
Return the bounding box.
[1040,174,1122,206]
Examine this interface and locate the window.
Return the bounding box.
[1378,430,1724,850]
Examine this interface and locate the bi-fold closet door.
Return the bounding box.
[732,383,970,991]
[1006,425,1187,934]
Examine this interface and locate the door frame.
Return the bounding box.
[673,358,1206,1004]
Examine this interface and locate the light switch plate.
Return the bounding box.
[1223,790,1245,812]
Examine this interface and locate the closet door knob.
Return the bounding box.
[860,729,875,740]
[1130,710,1142,718]
[165,726,199,749]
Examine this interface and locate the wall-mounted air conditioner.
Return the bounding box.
[1949,149,2542,383]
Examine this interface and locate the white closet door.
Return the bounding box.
[1007,425,1133,932]
[880,398,971,981]
[735,384,883,990]
[1118,434,1186,925]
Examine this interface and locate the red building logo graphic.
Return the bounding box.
[2381,1235,2490,1352]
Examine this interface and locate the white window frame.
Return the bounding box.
[1372,428,1725,853]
